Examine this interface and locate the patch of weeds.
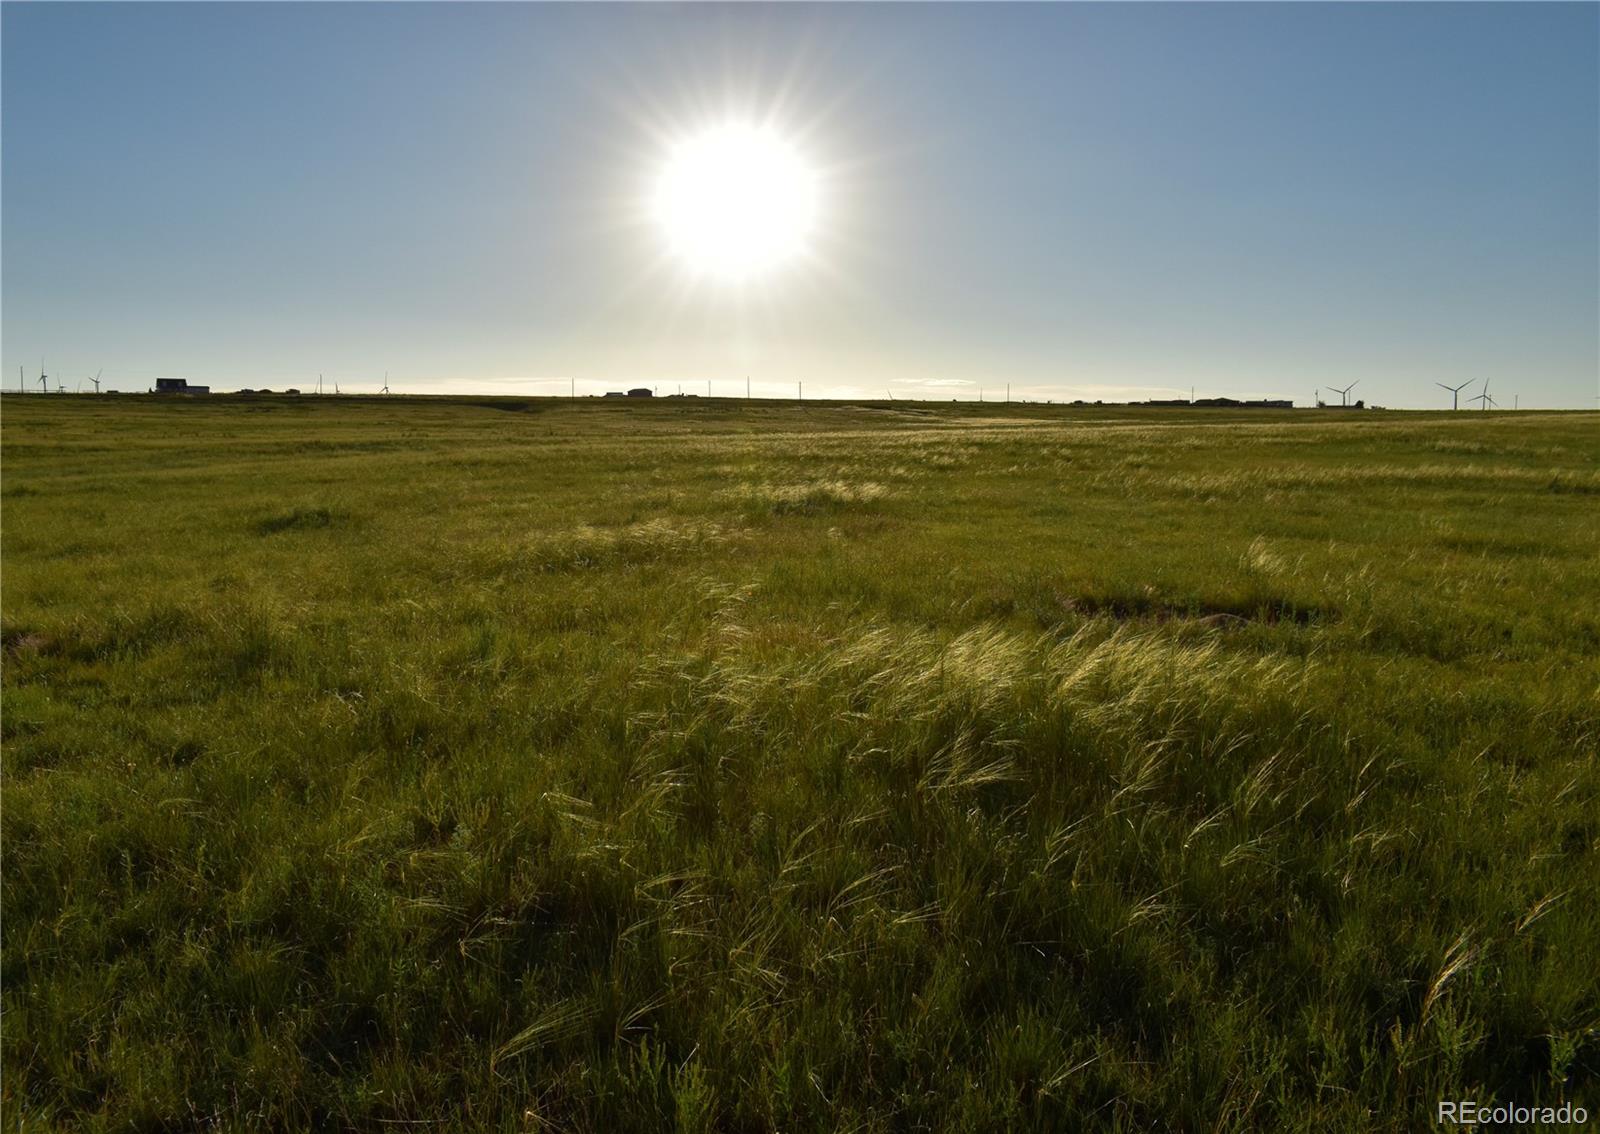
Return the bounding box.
[729,480,890,516]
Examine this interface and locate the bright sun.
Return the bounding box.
[653,124,817,281]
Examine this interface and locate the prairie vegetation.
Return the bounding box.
[3,396,1597,1130]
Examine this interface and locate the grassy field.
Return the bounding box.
[3,395,1597,1131]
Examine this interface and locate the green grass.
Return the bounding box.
[3,395,1597,1131]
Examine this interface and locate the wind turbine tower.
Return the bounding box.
[1436,379,1473,411]
[1328,381,1360,407]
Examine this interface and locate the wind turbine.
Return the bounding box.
[1436,379,1473,410]
[1471,379,1497,411]
[89,369,102,395]
[381,371,390,395]
[1327,381,1359,407]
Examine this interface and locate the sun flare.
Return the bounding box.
[653,124,817,281]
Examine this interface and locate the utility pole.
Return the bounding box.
[746,375,750,400]
[707,379,711,398]
[1006,383,1010,404]
[798,381,802,403]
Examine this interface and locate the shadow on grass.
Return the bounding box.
[255,507,349,535]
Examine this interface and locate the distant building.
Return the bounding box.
[604,391,627,398]
[627,388,653,397]
[154,378,210,395]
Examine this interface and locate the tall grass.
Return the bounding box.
[3,397,1597,1130]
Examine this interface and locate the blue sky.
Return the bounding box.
[3,2,1596,407]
